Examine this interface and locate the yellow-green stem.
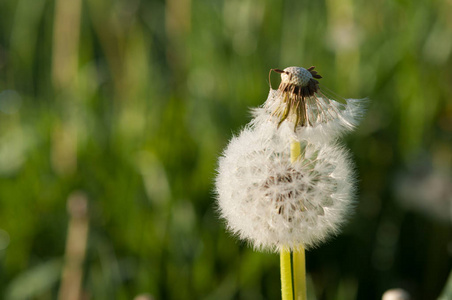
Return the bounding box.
[293,247,307,300]
[290,141,307,300]
[290,141,301,164]
[280,248,293,300]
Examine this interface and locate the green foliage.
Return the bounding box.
[0,0,450,299]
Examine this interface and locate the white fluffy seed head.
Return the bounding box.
[280,66,313,87]
[216,121,356,252]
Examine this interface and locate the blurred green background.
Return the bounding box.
[0,0,451,299]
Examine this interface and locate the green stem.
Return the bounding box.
[280,248,293,300]
[279,141,308,300]
[290,141,307,300]
[293,247,307,300]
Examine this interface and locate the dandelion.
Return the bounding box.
[216,125,355,251]
[216,66,364,299]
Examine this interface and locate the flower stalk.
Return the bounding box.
[280,248,293,300]
[290,141,307,300]
[280,141,307,300]
[293,246,306,300]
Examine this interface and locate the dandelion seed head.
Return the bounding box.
[216,123,356,252]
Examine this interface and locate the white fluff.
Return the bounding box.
[215,88,364,252]
[253,89,365,143]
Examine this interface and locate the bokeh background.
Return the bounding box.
[0,0,451,299]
